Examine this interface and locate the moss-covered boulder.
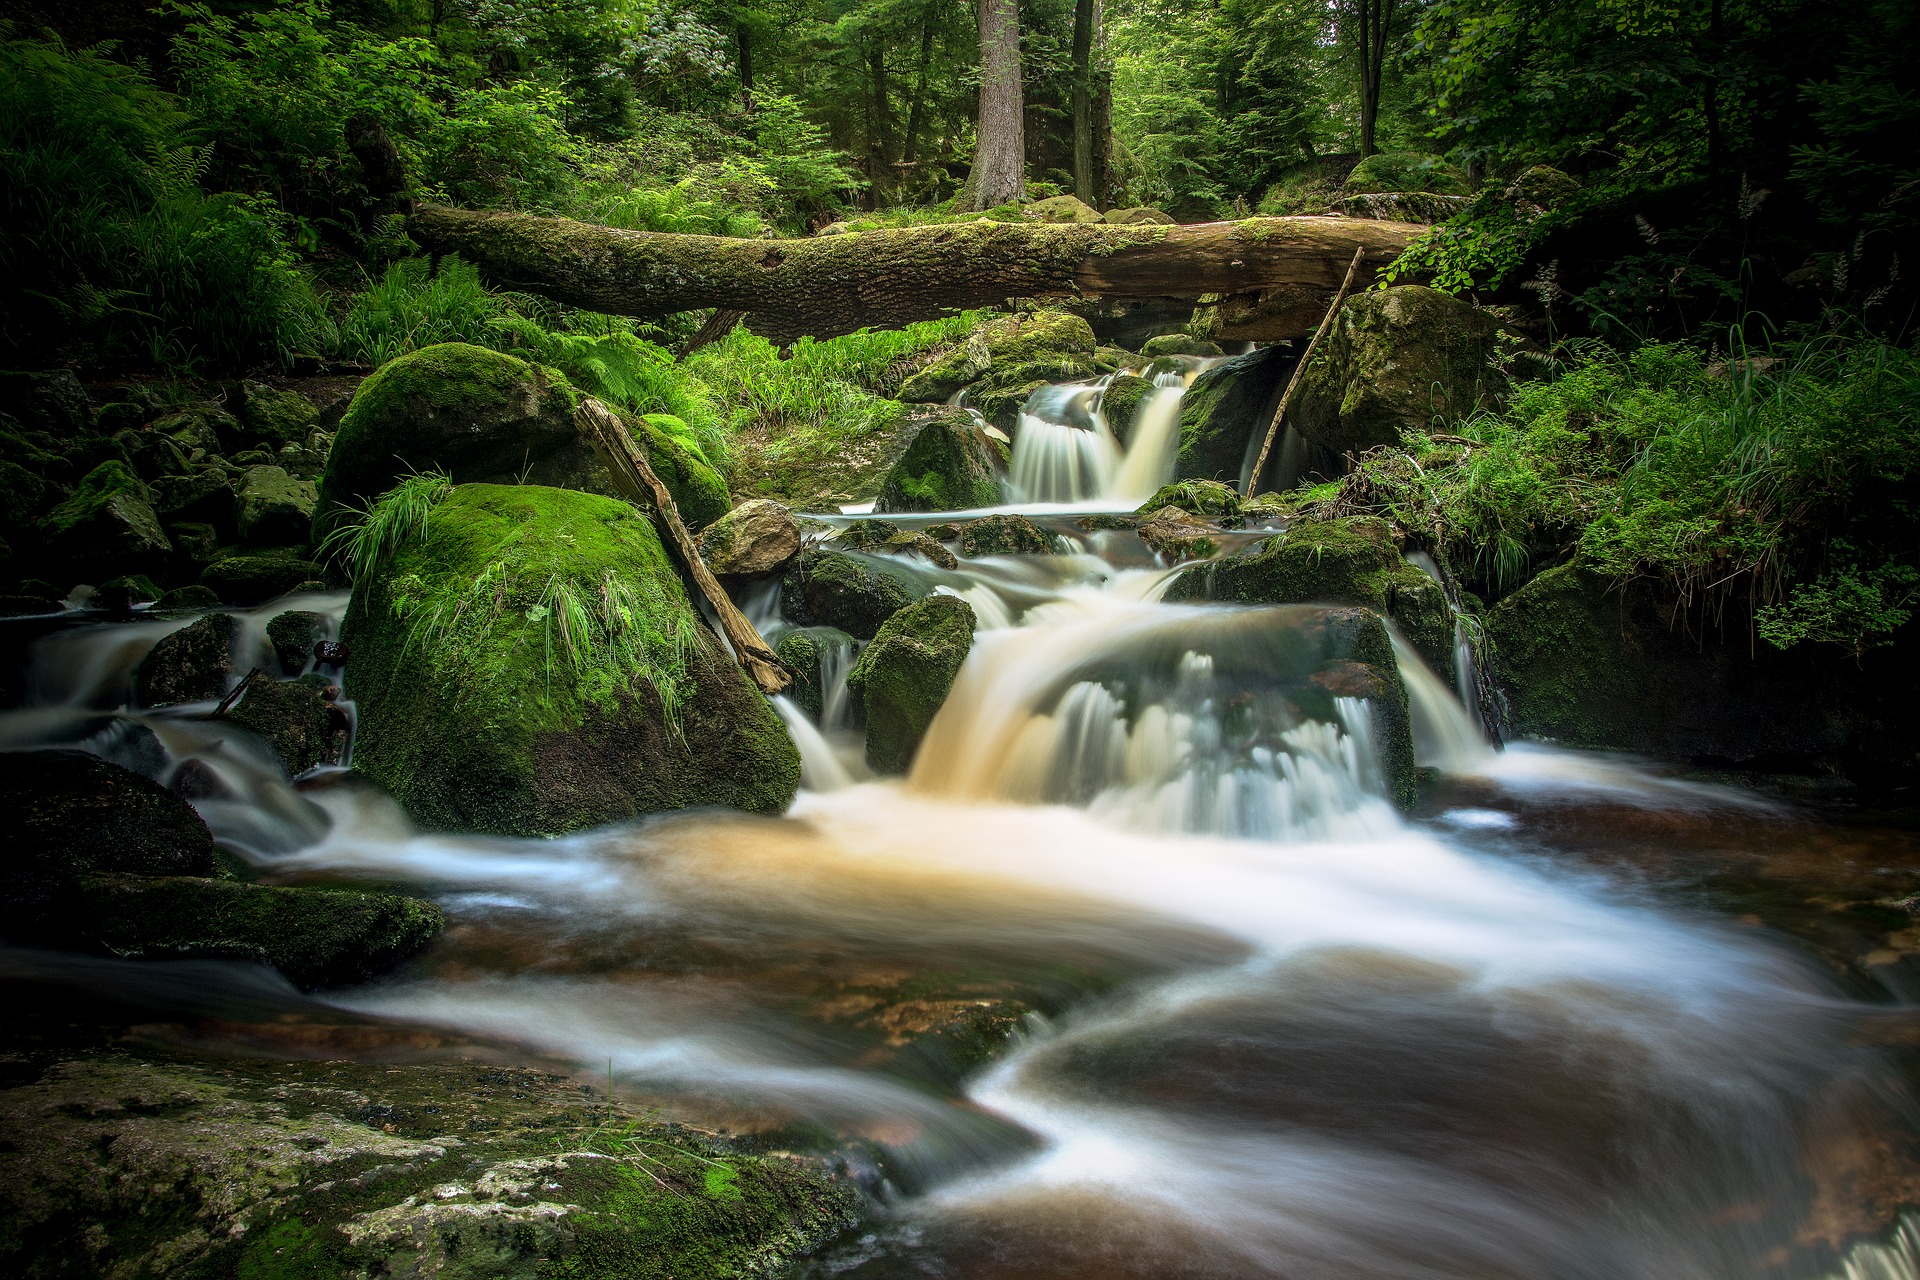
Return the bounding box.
[1137,507,1219,562]
[313,343,589,545]
[200,550,325,605]
[0,1053,858,1280]
[1343,152,1470,195]
[774,626,856,723]
[266,609,328,674]
[1100,373,1155,445]
[847,594,976,773]
[874,408,1002,513]
[1024,194,1103,223]
[37,460,172,578]
[899,310,1098,403]
[1289,287,1507,456]
[343,483,798,836]
[1167,516,1454,678]
[1175,345,1292,483]
[1139,479,1241,519]
[156,583,219,611]
[0,750,217,929]
[1104,205,1175,225]
[228,673,338,775]
[134,613,238,707]
[698,498,801,578]
[1142,333,1224,358]
[150,467,237,533]
[232,379,320,446]
[634,410,732,529]
[153,405,238,456]
[236,464,318,546]
[959,512,1057,557]
[782,548,928,640]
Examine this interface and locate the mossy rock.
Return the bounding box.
[314,343,592,546]
[135,612,237,707]
[111,426,191,482]
[156,583,219,611]
[1166,516,1454,679]
[1139,479,1240,519]
[1174,345,1292,484]
[959,513,1058,557]
[1136,507,1219,562]
[153,405,239,456]
[0,368,92,435]
[266,609,328,675]
[782,548,928,640]
[1024,194,1103,223]
[233,379,319,447]
[847,594,976,774]
[0,749,217,931]
[201,551,326,605]
[774,626,856,723]
[343,483,798,836]
[1141,333,1224,358]
[874,407,1002,513]
[0,1052,858,1280]
[898,310,1098,403]
[1289,287,1507,456]
[700,501,802,579]
[227,673,337,775]
[1099,374,1155,446]
[66,875,442,990]
[236,464,318,546]
[633,410,731,530]
[1343,151,1470,196]
[1104,206,1175,225]
[1303,606,1418,812]
[95,573,161,611]
[151,467,237,532]
[969,374,1054,434]
[37,460,172,578]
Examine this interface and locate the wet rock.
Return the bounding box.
[1166,515,1454,679]
[0,1053,858,1280]
[150,467,237,532]
[344,483,798,836]
[884,530,960,570]
[231,379,319,446]
[1174,344,1293,483]
[95,573,161,611]
[1024,193,1103,223]
[70,875,444,989]
[36,461,172,578]
[168,757,232,802]
[784,548,927,639]
[153,405,239,456]
[1142,333,1224,358]
[0,368,91,435]
[1099,373,1155,444]
[959,513,1057,557]
[266,609,327,674]
[154,583,220,611]
[0,750,217,930]
[847,593,977,773]
[1139,479,1241,520]
[875,407,1002,514]
[200,550,326,605]
[1136,507,1219,562]
[1104,205,1175,225]
[899,310,1098,404]
[227,673,336,775]
[699,498,802,577]
[134,612,237,707]
[313,638,349,666]
[775,625,856,723]
[1301,606,1418,812]
[1289,286,1508,456]
[235,463,318,546]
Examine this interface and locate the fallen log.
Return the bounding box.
[410,204,1421,343]
[574,398,790,695]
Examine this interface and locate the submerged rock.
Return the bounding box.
[847,593,977,773]
[1136,507,1219,562]
[1289,286,1507,455]
[959,513,1057,557]
[344,482,798,836]
[1166,516,1454,680]
[134,612,237,707]
[699,498,801,577]
[783,548,927,639]
[0,1053,858,1280]
[37,460,172,577]
[1175,345,1292,483]
[874,408,1002,513]
[67,875,442,990]
[227,672,337,775]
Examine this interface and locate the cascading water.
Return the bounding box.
[1006,357,1214,507]
[6,517,1918,1279]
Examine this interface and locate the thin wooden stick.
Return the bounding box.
[1246,245,1367,496]
[574,398,790,694]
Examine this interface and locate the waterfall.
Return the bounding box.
[1005,359,1206,508]
[1388,628,1494,773]
[1104,369,1190,505]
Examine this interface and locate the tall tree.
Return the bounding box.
[1071,0,1100,204]
[1343,0,1397,156]
[968,0,1027,208]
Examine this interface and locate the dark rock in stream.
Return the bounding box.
[958,512,1058,557]
[226,672,337,775]
[200,550,326,605]
[847,594,977,774]
[874,407,1002,514]
[265,609,328,674]
[1173,344,1292,484]
[134,612,236,707]
[783,548,928,639]
[0,1052,859,1280]
[1,750,217,900]
[775,626,857,723]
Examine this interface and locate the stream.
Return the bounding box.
[5,372,1920,1279]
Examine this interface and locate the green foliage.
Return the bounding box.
[324,468,454,582]
[335,256,515,367]
[1323,337,1920,654]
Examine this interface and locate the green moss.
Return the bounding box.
[1174,346,1290,483]
[875,409,1001,513]
[1099,373,1155,444]
[1344,152,1471,195]
[1167,516,1455,679]
[343,483,798,835]
[1141,334,1224,358]
[846,594,975,774]
[72,874,443,990]
[37,460,171,574]
[785,548,925,639]
[202,552,326,605]
[1139,479,1241,519]
[631,411,730,530]
[958,513,1057,557]
[227,673,336,775]
[897,310,1097,403]
[774,627,855,722]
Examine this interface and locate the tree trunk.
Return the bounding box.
[409,204,1420,343]
[1351,0,1395,157]
[904,22,936,165]
[969,0,1026,210]
[1071,0,1098,205]
[736,22,754,113]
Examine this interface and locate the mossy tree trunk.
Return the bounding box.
[409,204,1421,343]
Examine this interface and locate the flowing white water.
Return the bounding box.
[1005,360,1209,509]
[1105,369,1191,505]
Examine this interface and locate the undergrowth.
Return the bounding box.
[1301,336,1920,656]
